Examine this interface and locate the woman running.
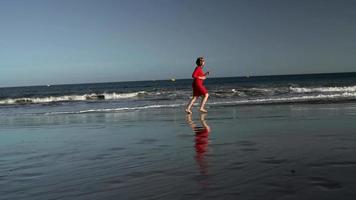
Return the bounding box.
[185,57,209,114]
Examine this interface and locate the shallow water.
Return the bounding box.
[1,103,356,199]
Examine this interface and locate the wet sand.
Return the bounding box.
[1,103,356,199]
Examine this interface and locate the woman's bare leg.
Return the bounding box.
[185,96,197,114]
[199,93,209,113]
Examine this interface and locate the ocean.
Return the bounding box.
[1,72,356,200]
[1,72,356,118]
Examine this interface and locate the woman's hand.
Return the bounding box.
[205,71,210,76]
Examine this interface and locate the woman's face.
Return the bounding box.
[201,60,205,67]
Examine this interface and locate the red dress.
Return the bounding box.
[192,66,208,96]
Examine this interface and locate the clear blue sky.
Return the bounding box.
[1,0,355,87]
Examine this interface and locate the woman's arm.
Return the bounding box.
[198,71,209,79]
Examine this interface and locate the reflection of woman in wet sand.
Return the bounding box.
[186,113,211,176]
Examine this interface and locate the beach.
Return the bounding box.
[1,102,356,200]
[2,0,356,199]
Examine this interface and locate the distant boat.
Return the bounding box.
[46,84,51,87]
[170,78,176,82]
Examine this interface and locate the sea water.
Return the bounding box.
[1,72,356,119]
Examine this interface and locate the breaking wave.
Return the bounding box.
[2,85,356,106]
[0,91,146,105]
[290,86,356,93]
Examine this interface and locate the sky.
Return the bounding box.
[0,0,355,87]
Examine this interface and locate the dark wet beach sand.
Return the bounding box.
[1,103,356,200]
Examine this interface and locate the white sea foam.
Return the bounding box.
[45,103,183,115]
[290,86,356,93]
[103,91,146,99]
[210,92,356,106]
[0,92,146,105]
[249,88,275,92]
[44,92,356,115]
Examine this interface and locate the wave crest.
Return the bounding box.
[290,86,356,93]
[0,91,146,105]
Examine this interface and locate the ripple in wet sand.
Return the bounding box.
[10,162,46,172]
[210,142,236,147]
[240,148,259,152]
[26,152,70,162]
[260,157,287,164]
[108,147,126,151]
[265,181,298,196]
[316,134,340,138]
[308,177,342,190]
[236,140,257,147]
[126,171,149,178]
[226,161,246,170]
[127,170,166,178]
[88,153,112,161]
[330,147,350,151]
[307,161,356,168]
[14,172,44,180]
[136,138,159,144]
[106,179,124,185]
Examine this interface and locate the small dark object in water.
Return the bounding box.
[15,99,32,104]
[86,94,105,100]
[96,95,105,99]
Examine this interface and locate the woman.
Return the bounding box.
[185,57,209,114]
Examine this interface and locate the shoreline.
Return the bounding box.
[1,103,356,199]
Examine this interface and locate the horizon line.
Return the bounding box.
[1,71,356,89]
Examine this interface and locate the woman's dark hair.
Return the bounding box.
[195,57,204,66]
